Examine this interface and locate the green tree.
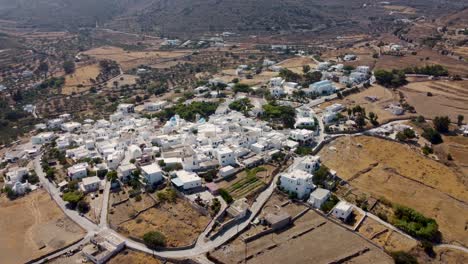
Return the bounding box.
[229,98,253,115]
[457,115,464,127]
[313,165,329,186]
[302,64,311,74]
[422,128,442,144]
[62,191,83,207]
[63,60,76,74]
[433,116,450,133]
[391,251,418,264]
[143,231,167,249]
[77,200,90,213]
[37,61,49,79]
[106,170,118,182]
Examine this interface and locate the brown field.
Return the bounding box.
[400,80,468,120]
[105,74,138,88]
[323,46,379,69]
[319,136,468,246]
[357,217,417,252]
[375,48,468,77]
[83,46,192,71]
[433,135,468,177]
[0,190,85,264]
[117,196,210,247]
[382,5,417,15]
[62,63,101,95]
[211,210,392,264]
[108,250,163,264]
[276,56,317,74]
[453,47,468,58]
[321,84,413,122]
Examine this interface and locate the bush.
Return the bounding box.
[422,145,433,155]
[143,231,166,249]
[391,251,418,264]
[62,191,84,207]
[392,205,439,241]
[374,69,407,87]
[156,188,177,203]
[422,128,442,144]
[219,188,233,204]
[295,146,312,156]
[320,194,339,213]
[77,200,90,213]
[433,116,450,133]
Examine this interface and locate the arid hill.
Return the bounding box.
[0,0,466,37]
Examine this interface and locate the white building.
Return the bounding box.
[80,176,101,193]
[117,163,137,181]
[216,147,236,166]
[227,198,250,219]
[140,163,163,185]
[31,132,55,145]
[308,188,331,209]
[68,163,88,180]
[117,104,135,114]
[290,129,314,143]
[61,122,81,132]
[343,54,357,61]
[279,169,315,199]
[144,101,167,112]
[294,117,315,128]
[325,103,344,113]
[292,155,321,174]
[387,104,405,115]
[307,80,336,95]
[171,170,202,191]
[219,165,236,178]
[83,230,125,264]
[332,201,353,221]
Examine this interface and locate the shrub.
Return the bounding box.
[392,205,439,241]
[143,231,166,249]
[156,188,177,203]
[391,251,418,264]
[422,128,442,144]
[433,116,450,133]
[219,188,233,204]
[77,200,90,213]
[320,194,339,213]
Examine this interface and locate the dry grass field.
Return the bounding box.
[276,56,317,74]
[0,190,85,264]
[211,210,392,264]
[62,63,101,95]
[433,135,468,177]
[382,5,417,15]
[375,49,468,77]
[108,250,163,264]
[83,46,192,71]
[357,217,417,252]
[400,80,468,120]
[117,196,210,247]
[319,136,468,246]
[320,84,413,122]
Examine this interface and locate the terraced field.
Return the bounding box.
[225,167,267,199]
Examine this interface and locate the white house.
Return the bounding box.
[31,132,55,145]
[325,103,344,113]
[279,169,315,199]
[80,176,101,193]
[270,77,284,87]
[68,163,88,180]
[294,117,315,128]
[290,129,314,144]
[343,54,357,61]
[308,188,331,209]
[332,201,353,221]
[216,147,236,166]
[387,104,405,115]
[171,170,202,191]
[270,86,286,97]
[317,62,331,71]
[307,80,336,95]
[61,122,81,132]
[323,112,337,124]
[292,155,321,174]
[227,198,250,220]
[219,165,236,178]
[117,163,137,181]
[117,104,135,114]
[128,145,142,160]
[140,163,163,186]
[144,101,167,112]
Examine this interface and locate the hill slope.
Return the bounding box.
[0,0,466,36]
